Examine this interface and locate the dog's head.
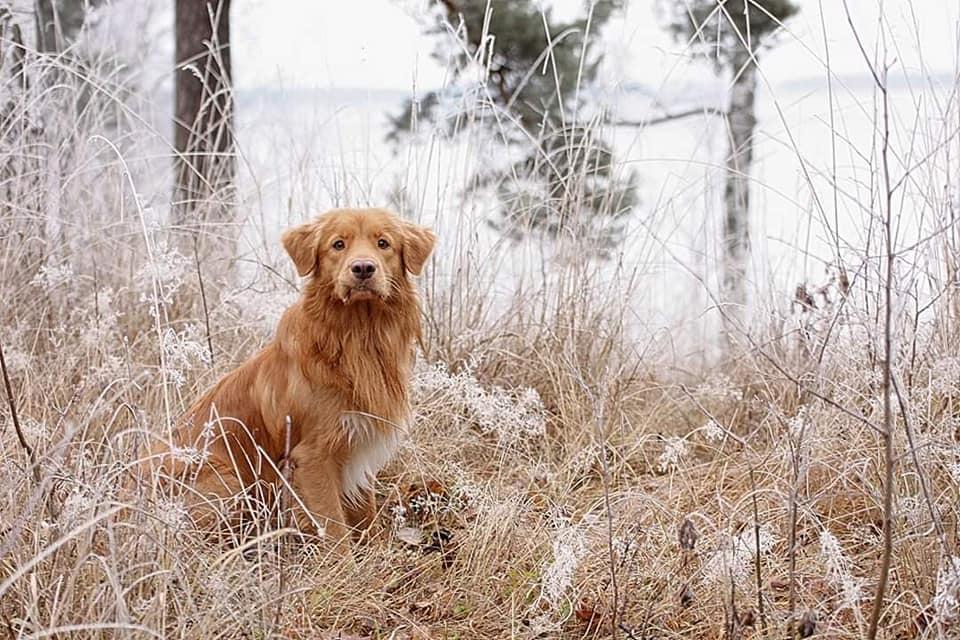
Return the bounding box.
[282,208,436,304]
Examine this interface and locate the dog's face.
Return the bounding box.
[282,208,436,304]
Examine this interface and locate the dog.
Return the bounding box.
[144,208,436,542]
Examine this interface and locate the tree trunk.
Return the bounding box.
[34,0,98,52]
[173,0,234,250]
[34,0,58,52]
[721,52,758,328]
[34,0,57,53]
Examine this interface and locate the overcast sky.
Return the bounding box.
[230,0,959,92]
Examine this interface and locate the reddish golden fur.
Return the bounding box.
[145,208,436,541]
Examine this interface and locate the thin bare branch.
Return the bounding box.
[608,106,727,128]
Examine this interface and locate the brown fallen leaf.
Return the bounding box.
[404,479,448,501]
[768,577,792,592]
[424,479,447,496]
[319,631,370,640]
[575,596,607,634]
[409,599,436,620]
[678,517,698,552]
[798,609,817,638]
[910,604,935,638]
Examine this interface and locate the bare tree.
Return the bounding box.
[659,0,798,324]
[173,0,234,250]
[34,0,105,53]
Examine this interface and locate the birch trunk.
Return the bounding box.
[721,52,758,329]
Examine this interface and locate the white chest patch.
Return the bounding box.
[339,413,401,504]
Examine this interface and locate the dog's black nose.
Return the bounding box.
[350,260,377,280]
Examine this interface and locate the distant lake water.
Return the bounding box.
[231,76,956,353]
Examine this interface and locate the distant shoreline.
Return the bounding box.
[226,70,956,100]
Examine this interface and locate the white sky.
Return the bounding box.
[231,0,960,92]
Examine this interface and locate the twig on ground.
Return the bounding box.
[193,239,216,367]
[0,339,36,473]
[273,414,294,633]
[750,468,767,636]
[592,384,619,640]
[846,3,896,632]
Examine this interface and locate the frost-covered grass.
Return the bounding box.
[2,8,960,640]
[8,276,960,639]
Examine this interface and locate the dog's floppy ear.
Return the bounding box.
[400,220,436,276]
[282,221,320,277]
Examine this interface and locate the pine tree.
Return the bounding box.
[660,0,798,315]
[391,0,635,253]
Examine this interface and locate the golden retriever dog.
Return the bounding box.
[144,208,435,542]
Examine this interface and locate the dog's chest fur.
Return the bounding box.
[338,413,400,502]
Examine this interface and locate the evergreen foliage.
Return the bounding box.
[391,0,636,251]
[659,0,799,66]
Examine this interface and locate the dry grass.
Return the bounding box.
[2,4,960,639]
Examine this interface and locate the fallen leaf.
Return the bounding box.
[409,600,435,618]
[424,479,447,496]
[319,631,370,640]
[678,517,698,551]
[424,527,456,568]
[575,598,596,622]
[798,609,817,638]
[423,527,452,552]
[396,527,423,546]
[768,577,791,591]
[575,596,607,633]
[911,604,934,637]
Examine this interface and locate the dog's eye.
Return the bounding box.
[332,239,345,251]
[377,238,390,250]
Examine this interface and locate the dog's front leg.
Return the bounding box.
[343,488,377,539]
[288,442,349,544]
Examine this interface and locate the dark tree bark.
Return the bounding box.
[34,0,102,52]
[173,0,234,236]
[34,0,58,52]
